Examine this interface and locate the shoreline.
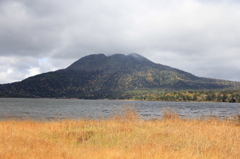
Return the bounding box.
[0,96,238,103]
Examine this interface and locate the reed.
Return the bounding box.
[0,109,240,159]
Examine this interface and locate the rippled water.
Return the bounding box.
[0,98,239,120]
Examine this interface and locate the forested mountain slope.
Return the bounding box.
[0,53,239,98]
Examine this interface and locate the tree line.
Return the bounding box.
[117,90,240,102]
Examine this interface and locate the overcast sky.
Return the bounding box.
[0,0,240,84]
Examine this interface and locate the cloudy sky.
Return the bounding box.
[0,0,240,84]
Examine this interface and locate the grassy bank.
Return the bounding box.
[0,110,240,159]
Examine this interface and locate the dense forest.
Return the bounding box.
[115,90,240,103]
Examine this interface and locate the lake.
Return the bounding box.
[0,98,239,120]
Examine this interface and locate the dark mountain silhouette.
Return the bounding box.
[0,53,239,98]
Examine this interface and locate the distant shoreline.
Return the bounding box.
[0,96,238,103]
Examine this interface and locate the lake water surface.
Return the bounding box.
[0,98,240,120]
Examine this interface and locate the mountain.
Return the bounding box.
[0,53,240,98]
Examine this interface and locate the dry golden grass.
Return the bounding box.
[0,110,240,159]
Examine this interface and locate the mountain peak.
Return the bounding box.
[67,53,153,71]
[66,54,108,71]
[127,53,152,64]
[128,53,144,58]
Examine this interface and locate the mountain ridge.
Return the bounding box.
[0,53,239,98]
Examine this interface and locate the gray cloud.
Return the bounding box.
[1,0,240,84]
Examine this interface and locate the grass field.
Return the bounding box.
[0,109,240,159]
